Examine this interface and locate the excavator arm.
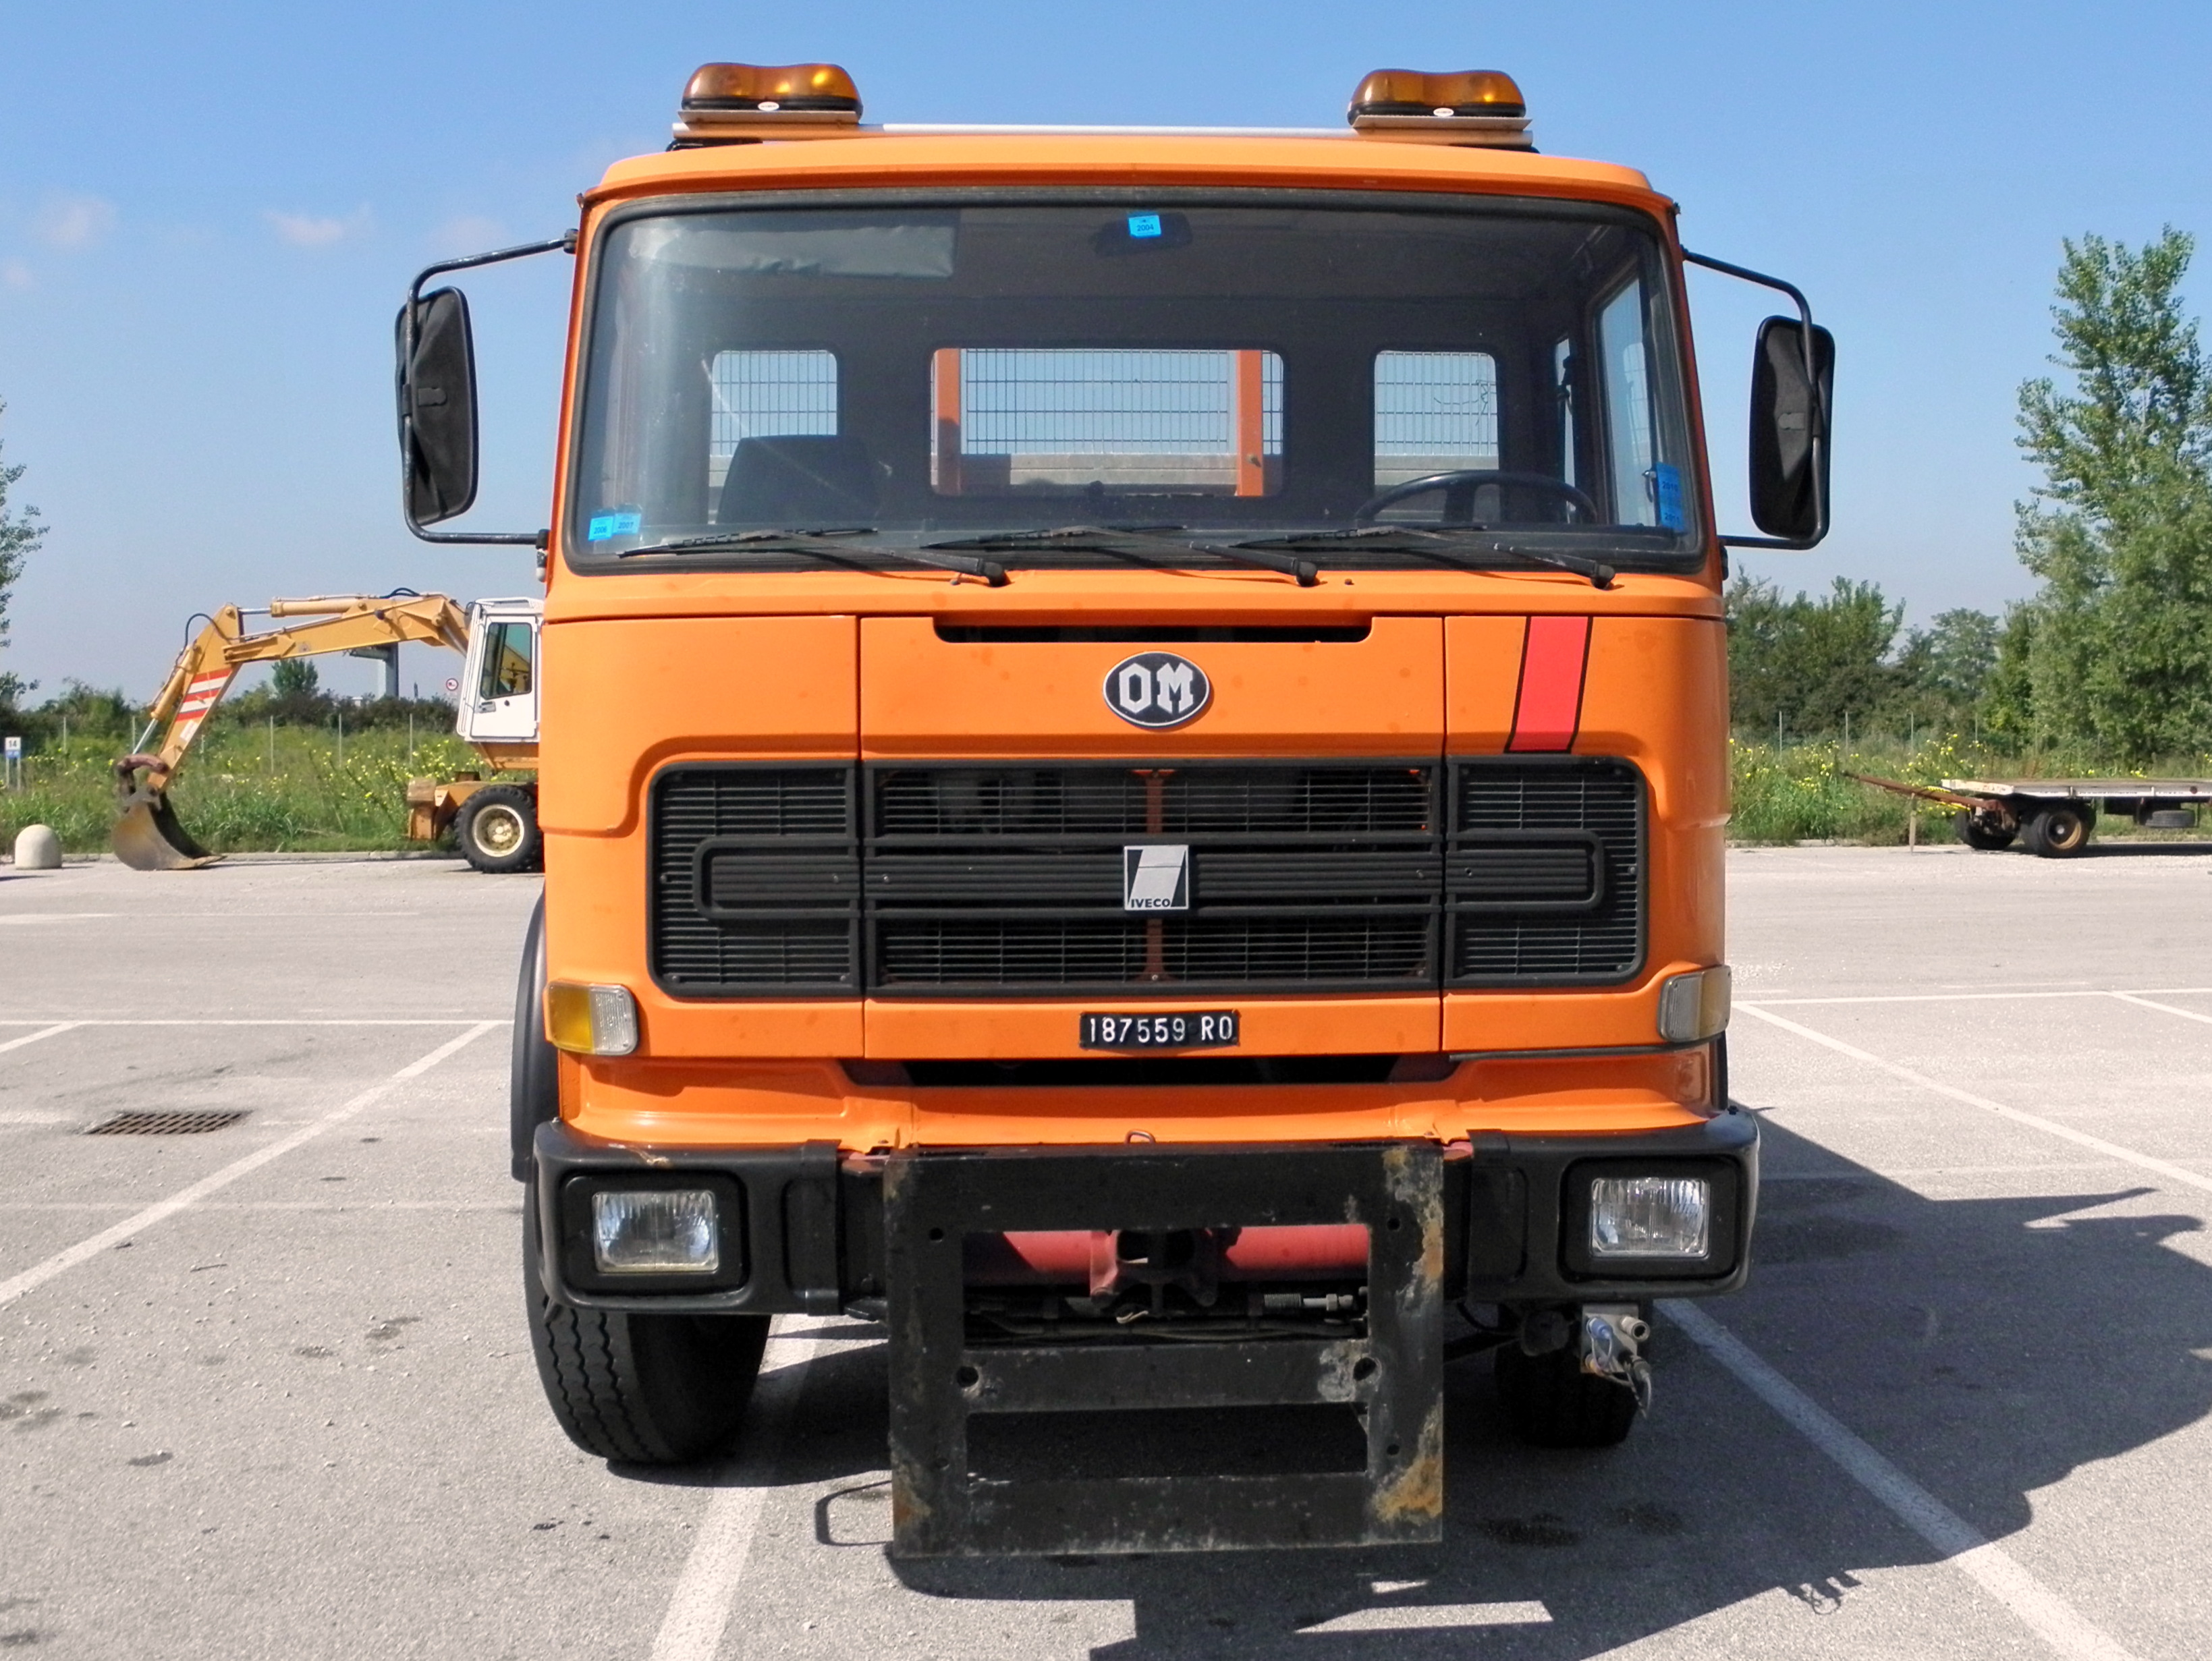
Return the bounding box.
[115,593,474,870]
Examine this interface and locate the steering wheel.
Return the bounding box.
[1353,469,1601,528]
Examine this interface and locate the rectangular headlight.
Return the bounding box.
[546,982,640,1057]
[592,1188,719,1274]
[1589,1175,1711,1259]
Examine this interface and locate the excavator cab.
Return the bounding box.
[455,599,541,756]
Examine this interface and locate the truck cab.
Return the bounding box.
[400,61,1831,1556]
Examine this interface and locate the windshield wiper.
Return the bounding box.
[925,526,1319,587]
[621,528,1007,586]
[1235,527,1615,590]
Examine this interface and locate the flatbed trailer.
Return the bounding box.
[1850,772,2212,857]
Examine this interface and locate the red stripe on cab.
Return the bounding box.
[1505,615,1591,752]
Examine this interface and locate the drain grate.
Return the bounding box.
[84,1110,250,1137]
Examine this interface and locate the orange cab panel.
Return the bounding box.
[1443,615,1528,752]
[1441,614,1725,1052]
[538,615,858,835]
[859,615,1443,756]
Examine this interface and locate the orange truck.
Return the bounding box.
[397,61,1832,1556]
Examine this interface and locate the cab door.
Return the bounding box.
[462,615,538,743]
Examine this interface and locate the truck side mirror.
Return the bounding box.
[397,287,480,526]
[1747,316,1833,542]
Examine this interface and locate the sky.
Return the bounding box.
[4,0,2211,702]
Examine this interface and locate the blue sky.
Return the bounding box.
[3,0,2209,700]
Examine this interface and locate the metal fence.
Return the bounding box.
[1373,350,1498,486]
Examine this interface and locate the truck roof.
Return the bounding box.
[590,130,1668,217]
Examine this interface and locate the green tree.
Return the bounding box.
[0,397,45,710]
[1727,573,1912,735]
[1905,609,2001,705]
[270,658,321,698]
[2010,228,2212,757]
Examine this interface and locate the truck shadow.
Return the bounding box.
[1995,839,2212,857]
[661,1115,2212,1657]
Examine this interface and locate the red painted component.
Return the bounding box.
[1505,613,1591,752]
[966,1224,1369,1286]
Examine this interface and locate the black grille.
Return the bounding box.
[866,764,1440,995]
[1447,758,1643,984]
[648,758,1644,996]
[651,768,859,994]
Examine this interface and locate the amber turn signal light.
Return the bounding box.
[682,61,861,116]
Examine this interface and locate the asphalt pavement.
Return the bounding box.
[3,842,2211,1659]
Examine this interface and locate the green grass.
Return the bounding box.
[1729,733,2212,845]
[1,725,510,855]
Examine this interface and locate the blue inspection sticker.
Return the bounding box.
[587,509,642,542]
[1651,464,1686,531]
[1126,213,1163,240]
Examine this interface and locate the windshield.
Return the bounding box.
[568,194,1703,572]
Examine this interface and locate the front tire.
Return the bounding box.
[524,1185,769,1463]
[1495,1342,1638,1449]
[458,785,542,874]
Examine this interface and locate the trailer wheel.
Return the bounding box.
[458,785,542,874]
[1495,1342,1638,1448]
[2021,801,2094,858]
[1956,814,2016,851]
[523,1183,770,1463]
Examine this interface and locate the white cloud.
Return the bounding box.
[433,215,507,255]
[1,258,32,291]
[264,206,372,248]
[34,194,117,250]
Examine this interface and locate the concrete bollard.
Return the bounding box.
[11,824,61,870]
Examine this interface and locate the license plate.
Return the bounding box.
[1079,1011,1240,1050]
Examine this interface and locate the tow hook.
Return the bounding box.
[1580,1305,1653,1412]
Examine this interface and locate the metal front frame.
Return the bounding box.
[883,1141,1444,1557]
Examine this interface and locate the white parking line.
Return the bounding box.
[1667,1301,2140,1661]
[0,1021,498,1310]
[650,1323,827,1661]
[0,1018,503,1027]
[1752,988,2212,1007]
[2109,991,2212,1027]
[1298,1602,1551,1633]
[0,1021,80,1054]
[1736,1003,2212,1198]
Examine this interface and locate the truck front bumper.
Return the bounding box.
[532,1111,1754,1554]
[529,1107,1757,1316]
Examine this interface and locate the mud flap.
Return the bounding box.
[885,1142,1444,1558]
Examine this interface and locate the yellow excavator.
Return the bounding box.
[114,591,543,872]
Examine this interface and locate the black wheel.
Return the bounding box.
[524,1183,770,1463]
[1495,1342,1638,1448]
[2020,801,2093,858]
[1956,814,2016,851]
[458,785,542,874]
[509,897,557,1181]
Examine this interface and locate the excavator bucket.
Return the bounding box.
[112,756,221,871]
